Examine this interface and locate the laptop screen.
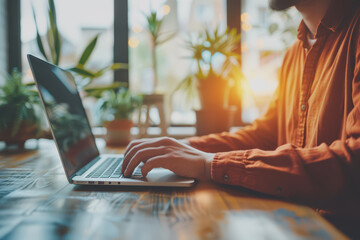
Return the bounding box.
[28,55,99,179]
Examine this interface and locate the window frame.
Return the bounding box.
[7,0,22,73]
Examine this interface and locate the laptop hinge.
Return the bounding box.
[70,156,101,180]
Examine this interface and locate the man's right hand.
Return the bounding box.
[121,137,214,181]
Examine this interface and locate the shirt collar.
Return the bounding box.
[320,0,354,32]
[297,0,355,45]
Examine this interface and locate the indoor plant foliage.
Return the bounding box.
[176,27,241,110]
[0,69,42,146]
[32,0,127,95]
[146,10,176,92]
[175,27,242,135]
[97,88,142,145]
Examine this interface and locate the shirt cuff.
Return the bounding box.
[211,151,246,184]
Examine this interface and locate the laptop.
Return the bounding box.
[27,54,195,187]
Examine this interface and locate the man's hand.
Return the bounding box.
[121,137,215,181]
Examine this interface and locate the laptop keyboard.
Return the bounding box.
[85,157,142,179]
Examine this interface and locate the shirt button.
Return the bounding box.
[301,104,306,111]
[223,174,229,182]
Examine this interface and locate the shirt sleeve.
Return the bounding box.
[187,87,280,153]
[211,34,360,202]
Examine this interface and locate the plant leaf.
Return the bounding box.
[24,82,36,87]
[32,6,48,61]
[78,35,99,66]
[94,63,128,78]
[48,0,61,65]
[68,67,96,78]
[48,0,57,21]
[110,63,128,70]
[84,82,127,98]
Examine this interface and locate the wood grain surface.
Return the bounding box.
[0,139,349,240]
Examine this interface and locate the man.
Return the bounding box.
[122,0,360,215]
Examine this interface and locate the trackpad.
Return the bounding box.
[145,168,190,182]
[120,168,195,185]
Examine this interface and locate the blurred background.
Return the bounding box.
[0,0,301,140]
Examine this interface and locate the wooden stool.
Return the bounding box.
[137,94,167,137]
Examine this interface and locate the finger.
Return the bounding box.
[122,137,173,173]
[124,137,170,156]
[123,138,149,156]
[123,146,167,177]
[141,155,172,177]
[122,140,152,173]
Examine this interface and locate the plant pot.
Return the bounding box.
[103,119,133,146]
[197,76,229,110]
[195,107,236,136]
[0,122,38,149]
[195,76,234,135]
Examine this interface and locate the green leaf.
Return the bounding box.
[84,82,127,98]
[68,67,96,78]
[96,88,142,120]
[94,63,128,78]
[78,35,99,66]
[32,6,48,61]
[48,0,57,22]
[110,63,128,70]
[48,0,61,65]
[24,82,36,87]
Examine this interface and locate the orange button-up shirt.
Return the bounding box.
[188,0,360,213]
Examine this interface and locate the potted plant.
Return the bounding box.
[0,69,43,148]
[175,27,242,135]
[97,88,142,146]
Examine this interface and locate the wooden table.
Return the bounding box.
[0,139,349,240]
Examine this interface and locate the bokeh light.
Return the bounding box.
[162,4,171,16]
[128,37,139,48]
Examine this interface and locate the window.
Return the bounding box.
[21,0,114,85]
[18,0,301,128]
[21,0,228,126]
[240,0,301,123]
[128,0,227,125]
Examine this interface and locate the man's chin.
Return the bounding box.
[269,0,298,11]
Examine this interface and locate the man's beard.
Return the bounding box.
[269,0,299,10]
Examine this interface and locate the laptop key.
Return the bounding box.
[131,166,143,179]
[110,173,121,178]
[86,157,123,179]
[110,166,122,178]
